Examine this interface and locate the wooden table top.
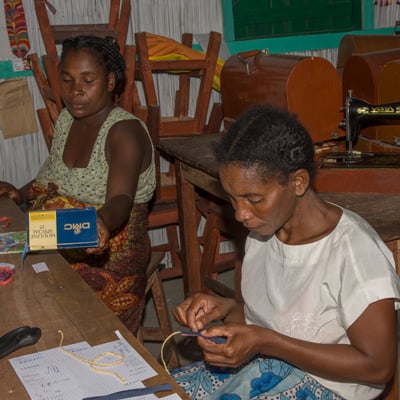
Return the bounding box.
[159,134,400,243]
[0,197,187,399]
[159,134,222,179]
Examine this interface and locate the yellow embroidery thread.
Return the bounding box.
[58,330,126,383]
[160,330,182,373]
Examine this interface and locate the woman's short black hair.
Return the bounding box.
[60,35,126,97]
[215,105,316,185]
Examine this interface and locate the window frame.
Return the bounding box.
[221,0,391,54]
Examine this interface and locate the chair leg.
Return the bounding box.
[150,271,180,370]
[141,255,180,371]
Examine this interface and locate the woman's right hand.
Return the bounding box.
[172,293,237,332]
[0,181,23,204]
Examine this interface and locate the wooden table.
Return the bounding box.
[158,133,400,296]
[0,197,188,399]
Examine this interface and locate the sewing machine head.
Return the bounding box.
[321,90,400,167]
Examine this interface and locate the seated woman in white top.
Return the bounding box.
[171,105,400,400]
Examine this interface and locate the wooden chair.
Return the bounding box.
[134,30,223,205]
[134,31,222,138]
[33,0,131,116]
[29,52,59,149]
[31,0,132,149]
[138,251,180,370]
[34,0,131,59]
[133,31,223,281]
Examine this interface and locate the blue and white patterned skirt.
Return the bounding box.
[171,357,345,399]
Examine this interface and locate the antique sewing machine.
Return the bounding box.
[220,51,400,192]
[320,90,400,168]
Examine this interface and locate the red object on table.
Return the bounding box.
[0,266,14,285]
[0,216,11,230]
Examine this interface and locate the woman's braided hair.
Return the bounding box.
[60,35,126,96]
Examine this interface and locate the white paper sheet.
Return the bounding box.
[8,334,179,400]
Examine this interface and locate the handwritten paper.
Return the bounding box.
[8,335,174,400]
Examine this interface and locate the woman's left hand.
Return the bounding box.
[86,216,110,255]
[198,324,261,368]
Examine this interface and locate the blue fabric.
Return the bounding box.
[171,357,344,400]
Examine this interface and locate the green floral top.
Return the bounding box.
[36,107,156,205]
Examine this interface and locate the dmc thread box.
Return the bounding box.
[27,208,98,251]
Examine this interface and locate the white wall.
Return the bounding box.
[0,0,224,187]
[0,0,225,261]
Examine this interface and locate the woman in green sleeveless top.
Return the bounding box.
[0,36,156,334]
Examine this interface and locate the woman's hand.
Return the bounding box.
[86,216,110,255]
[198,324,262,368]
[0,182,23,204]
[173,293,238,332]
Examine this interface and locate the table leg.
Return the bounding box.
[175,160,203,296]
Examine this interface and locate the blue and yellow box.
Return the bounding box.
[27,208,98,251]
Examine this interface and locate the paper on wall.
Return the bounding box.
[0,78,38,138]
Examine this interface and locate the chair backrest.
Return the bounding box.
[134,31,222,137]
[31,1,133,150]
[29,52,58,149]
[34,0,131,59]
[132,31,223,204]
